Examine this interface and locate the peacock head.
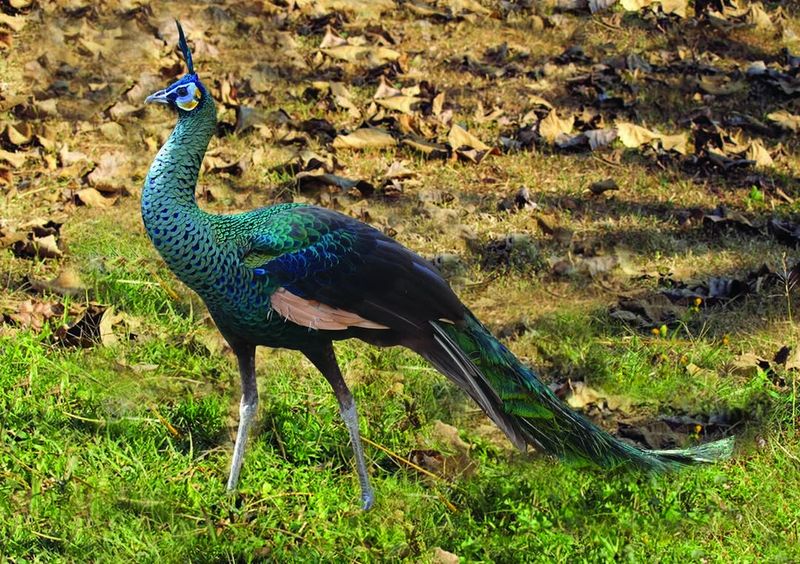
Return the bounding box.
[145,21,209,116]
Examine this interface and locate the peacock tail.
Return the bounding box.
[423,313,734,470]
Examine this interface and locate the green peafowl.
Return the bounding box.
[142,22,733,510]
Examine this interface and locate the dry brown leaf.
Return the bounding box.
[0,31,12,50]
[746,140,773,168]
[87,152,130,193]
[747,3,774,30]
[767,110,800,132]
[300,0,394,19]
[375,95,422,114]
[99,306,125,347]
[0,14,28,32]
[447,0,491,15]
[660,0,687,16]
[8,300,65,331]
[374,77,402,99]
[76,188,118,208]
[448,124,490,151]
[5,122,32,146]
[697,75,747,96]
[432,548,460,564]
[527,94,553,109]
[320,26,348,49]
[36,129,56,152]
[109,101,139,120]
[432,420,470,452]
[33,234,62,259]
[621,0,686,17]
[585,128,618,150]
[616,122,660,148]
[564,381,632,412]
[99,122,125,142]
[321,45,400,65]
[539,110,574,143]
[401,136,449,159]
[659,132,689,155]
[29,267,85,298]
[432,92,445,116]
[731,352,769,378]
[332,128,397,150]
[59,147,89,167]
[588,178,619,195]
[0,149,28,168]
[385,160,416,180]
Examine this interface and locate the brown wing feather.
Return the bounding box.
[272,288,389,331]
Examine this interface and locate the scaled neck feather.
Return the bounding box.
[142,97,217,217]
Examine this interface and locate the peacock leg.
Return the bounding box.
[305,344,375,510]
[226,343,258,492]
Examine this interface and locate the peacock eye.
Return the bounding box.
[176,86,188,97]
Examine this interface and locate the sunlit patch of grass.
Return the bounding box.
[3,1,800,560]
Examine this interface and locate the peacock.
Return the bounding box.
[142,22,733,510]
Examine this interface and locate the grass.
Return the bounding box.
[1,208,798,562]
[3,0,800,561]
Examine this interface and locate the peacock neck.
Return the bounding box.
[141,97,221,288]
[142,98,217,221]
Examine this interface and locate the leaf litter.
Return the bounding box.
[0,0,798,492]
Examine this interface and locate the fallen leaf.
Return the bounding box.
[76,188,118,208]
[588,178,619,195]
[447,0,492,15]
[616,122,660,148]
[448,123,491,151]
[401,136,449,159]
[295,169,375,197]
[659,132,689,155]
[539,110,574,143]
[527,95,553,109]
[747,3,774,30]
[731,352,770,378]
[375,95,422,114]
[99,306,125,346]
[7,300,65,331]
[99,122,125,141]
[5,122,32,146]
[0,149,28,168]
[0,13,28,32]
[767,110,800,132]
[321,45,400,66]
[385,160,416,180]
[433,548,460,564]
[32,234,62,259]
[87,152,131,193]
[53,304,106,348]
[585,128,618,150]
[332,128,397,150]
[561,381,632,412]
[697,75,747,96]
[621,0,686,17]
[59,147,89,167]
[29,267,86,298]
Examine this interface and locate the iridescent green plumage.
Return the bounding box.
[142,23,733,510]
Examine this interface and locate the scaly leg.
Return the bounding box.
[305,344,375,510]
[227,343,258,492]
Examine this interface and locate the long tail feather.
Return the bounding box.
[422,314,734,471]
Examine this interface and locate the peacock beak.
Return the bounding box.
[145,89,170,105]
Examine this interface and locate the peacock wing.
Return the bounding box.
[244,206,464,332]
